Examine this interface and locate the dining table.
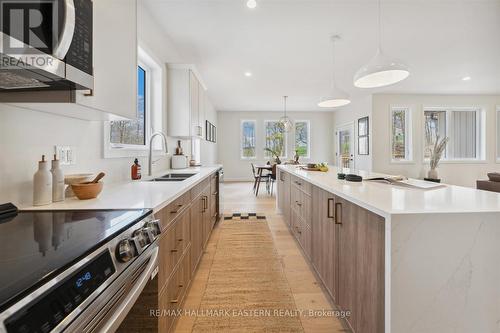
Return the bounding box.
[254,164,273,196]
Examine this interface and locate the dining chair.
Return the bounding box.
[251,163,269,194]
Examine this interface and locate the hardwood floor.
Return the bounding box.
[174,182,348,333]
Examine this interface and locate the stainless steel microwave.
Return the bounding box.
[0,0,93,92]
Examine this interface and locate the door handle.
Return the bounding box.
[327,198,334,219]
[335,202,342,225]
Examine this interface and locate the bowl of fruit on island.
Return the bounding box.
[303,163,329,172]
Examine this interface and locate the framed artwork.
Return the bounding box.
[205,120,217,143]
[206,120,211,141]
[358,116,369,155]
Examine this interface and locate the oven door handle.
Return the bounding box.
[53,0,76,59]
[100,245,159,333]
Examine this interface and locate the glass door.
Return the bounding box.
[336,123,355,170]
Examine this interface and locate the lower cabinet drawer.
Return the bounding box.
[301,222,312,260]
[175,211,191,254]
[290,210,302,240]
[158,250,191,333]
[159,223,182,290]
[191,178,210,199]
[158,288,175,333]
[162,191,191,230]
[291,175,312,195]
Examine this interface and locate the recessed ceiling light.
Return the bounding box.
[246,0,257,9]
[244,72,252,77]
[462,76,471,81]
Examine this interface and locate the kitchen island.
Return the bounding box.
[276,165,500,333]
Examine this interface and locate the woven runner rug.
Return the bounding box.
[191,213,304,332]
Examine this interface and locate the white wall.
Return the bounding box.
[332,96,373,171]
[0,3,217,205]
[200,101,218,165]
[372,94,500,187]
[218,111,334,181]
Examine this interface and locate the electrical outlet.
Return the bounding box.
[55,146,76,165]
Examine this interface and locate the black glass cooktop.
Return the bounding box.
[0,209,151,312]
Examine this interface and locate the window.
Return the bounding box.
[424,107,484,160]
[110,66,147,146]
[104,47,163,158]
[391,107,412,161]
[241,120,256,159]
[294,120,310,158]
[265,121,287,158]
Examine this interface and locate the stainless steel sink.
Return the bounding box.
[148,173,196,182]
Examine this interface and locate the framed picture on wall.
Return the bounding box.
[358,116,369,155]
[205,120,217,143]
[206,120,210,141]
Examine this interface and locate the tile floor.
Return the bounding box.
[174,182,348,332]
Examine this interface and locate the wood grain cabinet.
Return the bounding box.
[189,191,204,275]
[290,175,312,259]
[335,196,385,333]
[281,171,385,333]
[152,171,219,333]
[311,187,338,299]
[277,170,291,225]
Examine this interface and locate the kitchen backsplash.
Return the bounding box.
[0,104,190,206]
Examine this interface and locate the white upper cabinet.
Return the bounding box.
[75,0,137,119]
[3,0,138,121]
[168,65,207,138]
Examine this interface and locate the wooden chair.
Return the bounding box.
[251,163,269,194]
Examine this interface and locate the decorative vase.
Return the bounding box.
[428,168,438,180]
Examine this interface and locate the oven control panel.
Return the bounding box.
[4,251,115,333]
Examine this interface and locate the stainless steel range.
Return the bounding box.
[0,207,161,333]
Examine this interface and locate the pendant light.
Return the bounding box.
[353,0,409,88]
[279,96,293,132]
[318,35,351,108]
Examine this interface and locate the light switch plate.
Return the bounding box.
[55,146,76,165]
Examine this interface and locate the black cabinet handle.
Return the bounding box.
[327,198,334,219]
[335,202,342,225]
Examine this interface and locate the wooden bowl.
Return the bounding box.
[71,182,103,200]
[64,173,93,197]
[307,163,317,169]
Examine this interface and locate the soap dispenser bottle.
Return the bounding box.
[51,154,65,202]
[33,155,52,206]
[131,158,142,180]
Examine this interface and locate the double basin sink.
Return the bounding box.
[148,173,196,182]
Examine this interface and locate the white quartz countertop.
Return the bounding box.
[21,166,221,213]
[279,165,500,217]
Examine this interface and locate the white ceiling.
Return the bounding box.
[144,0,500,112]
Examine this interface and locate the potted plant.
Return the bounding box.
[428,135,449,180]
[264,148,282,164]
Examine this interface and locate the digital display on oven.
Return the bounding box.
[4,251,115,333]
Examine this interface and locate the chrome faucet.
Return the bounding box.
[148,132,169,176]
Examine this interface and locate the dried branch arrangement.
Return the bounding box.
[430,135,449,170]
